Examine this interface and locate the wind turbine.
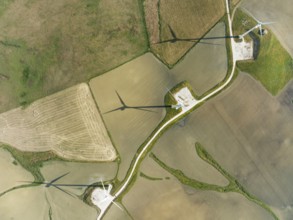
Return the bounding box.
[239,8,275,39]
[98,179,124,212]
[20,172,105,198]
[154,24,238,44]
[19,172,77,197]
[104,90,173,114]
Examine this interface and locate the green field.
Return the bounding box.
[0,144,64,182]
[0,0,148,113]
[0,38,58,109]
[233,9,293,95]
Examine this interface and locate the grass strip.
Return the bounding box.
[0,183,37,198]
[150,142,279,220]
[140,172,163,181]
[0,144,65,182]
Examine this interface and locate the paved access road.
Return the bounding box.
[96,0,236,219]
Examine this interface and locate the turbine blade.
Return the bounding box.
[241,7,261,23]
[101,180,106,192]
[50,183,92,187]
[260,21,275,25]
[52,185,75,198]
[115,91,127,107]
[46,172,70,187]
[112,201,124,211]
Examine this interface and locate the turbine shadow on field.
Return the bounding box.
[154,24,239,45]
[103,91,172,114]
[20,172,107,198]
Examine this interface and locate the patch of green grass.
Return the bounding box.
[233,9,293,95]
[0,143,64,198]
[0,0,14,17]
[0,0,148,113]
[140,172,163,181]
[150,143,279,220]
[0,144,65,182]
[0,37,59,111]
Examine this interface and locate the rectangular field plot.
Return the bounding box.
[89,53,175,180]
[0,83,116,162]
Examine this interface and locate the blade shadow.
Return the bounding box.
[103,91,172,114]
[46,172,70,187]
[155,24,239,45]
[51,184,76,198]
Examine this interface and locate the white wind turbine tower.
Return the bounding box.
[99,179,124,211]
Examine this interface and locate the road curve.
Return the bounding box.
[114,0,236,199]
[97,0,236,218]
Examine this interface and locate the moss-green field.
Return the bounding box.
[233,9,293,95]
[0,0,148,113]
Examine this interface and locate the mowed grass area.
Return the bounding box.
[148,0,225,66]
[0,0,148,113]
[0,83,117,162]
[233,9,293,95]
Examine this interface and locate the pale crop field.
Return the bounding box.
[0,187,48,220]
[103,203,132,220]
[89,53,175,180]
[0,83,116,162]
[123,156,273,220]
[46,186,98,220]
[0,185,97,220]
[0,148,33,193]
